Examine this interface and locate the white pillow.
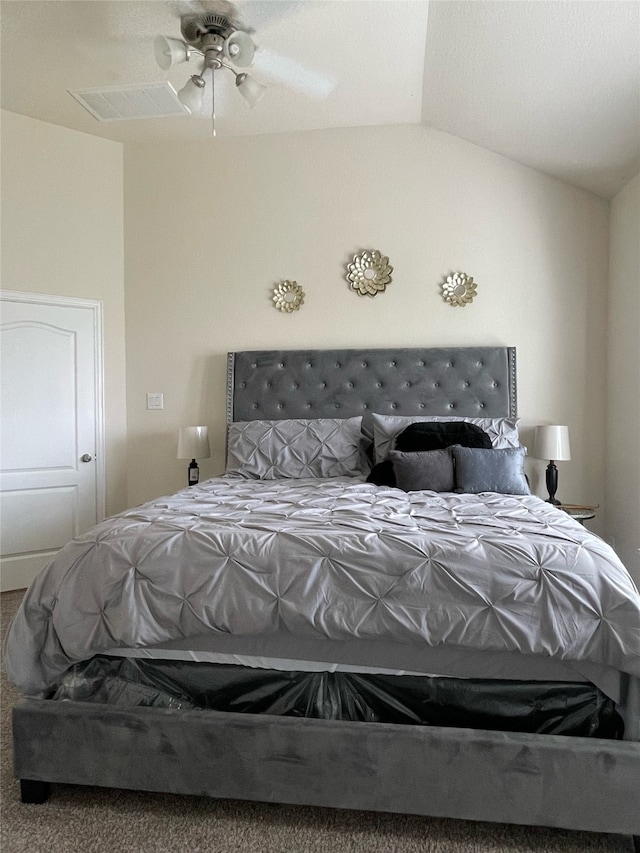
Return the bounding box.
[372,414,520,463]
[226,417,364,479]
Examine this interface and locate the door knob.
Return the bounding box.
[81,454,93,463]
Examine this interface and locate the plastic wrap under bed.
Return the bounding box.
[51,656,624,739]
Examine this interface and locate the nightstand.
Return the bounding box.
[560,504,598,525]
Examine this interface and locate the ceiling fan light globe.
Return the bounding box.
[223,31,255,68]
[154,36,190,70]
[178,76,206,113]
[236,73,266,107]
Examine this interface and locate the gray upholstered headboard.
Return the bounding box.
[227,347,517,427]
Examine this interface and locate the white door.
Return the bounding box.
[0,291,105,591]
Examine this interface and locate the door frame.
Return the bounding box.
[1,289,106,529]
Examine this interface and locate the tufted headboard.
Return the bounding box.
[227,347,517,428]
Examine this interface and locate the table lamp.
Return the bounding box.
[533,425,571,505]
[177,426,210,486]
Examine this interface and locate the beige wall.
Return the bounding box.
[3,113,633,573]
[124,124,610,528]
[607,172,640,581]
[1,110,128,517]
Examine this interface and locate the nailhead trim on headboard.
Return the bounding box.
[226,347,517,425]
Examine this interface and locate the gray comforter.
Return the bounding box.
[5,475,640,696]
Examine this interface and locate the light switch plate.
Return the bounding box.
[147,393,164,410]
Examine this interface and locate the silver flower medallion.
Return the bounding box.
[272,280,305,313]
[441,272,478,307]
[346,250,393,297]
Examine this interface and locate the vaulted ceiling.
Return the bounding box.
[1,1,638,198]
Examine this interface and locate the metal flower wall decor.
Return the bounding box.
[441,272,478,307]
[346,250,393,297]
[272,280,305,313]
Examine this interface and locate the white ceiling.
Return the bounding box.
[1,0,638,198]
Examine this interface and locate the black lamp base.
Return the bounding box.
[545,460,561,505]
[188,458,199,486]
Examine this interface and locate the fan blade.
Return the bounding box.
[252,47,336,99]
[167,1,203,18]
[237,2,301,32]
[168,1,299,36]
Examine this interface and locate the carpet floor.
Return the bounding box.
[0,589,634,853]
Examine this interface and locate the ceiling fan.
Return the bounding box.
[68,1,336,130]
[156,1,267,113]
[156,1,336,118]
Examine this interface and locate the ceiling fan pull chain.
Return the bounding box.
[211,68,216,138]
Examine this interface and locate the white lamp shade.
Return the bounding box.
[177,76,206,113]
[533,425,571,461]
[178,426,210,460]
[223,31,255,68]
[154,36,190,70]
[236,73,266,107]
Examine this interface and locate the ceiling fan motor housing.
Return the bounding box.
[181,13,236,48]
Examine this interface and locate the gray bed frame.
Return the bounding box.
[13,346,640,850]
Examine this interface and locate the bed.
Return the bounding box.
[5,346,640,850]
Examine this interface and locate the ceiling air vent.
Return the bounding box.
[68,82,188,121]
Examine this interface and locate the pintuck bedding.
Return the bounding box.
[5,474,640,701]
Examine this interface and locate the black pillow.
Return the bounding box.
[367,459,396,487]
[394,421,492,452]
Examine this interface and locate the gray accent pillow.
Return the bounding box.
[388,449,455,492]
[226,417,364,479]
[452,445,531,495]
[372,414,520,463]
